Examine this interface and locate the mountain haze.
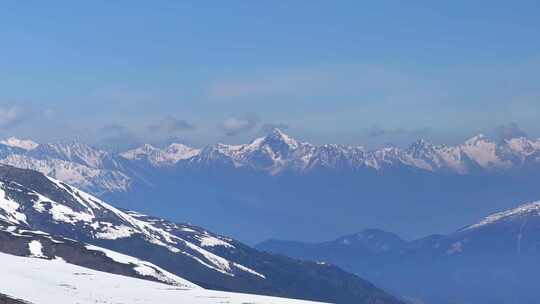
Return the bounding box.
[258,200,540,304]
[2,130,540,242]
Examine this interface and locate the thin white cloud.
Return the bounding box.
[219,116,259,136]
[0,106,28,129]
[148,117,194,133]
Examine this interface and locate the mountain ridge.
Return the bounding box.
[3,129,540,243]
[257,199,540,304]
[2,129,540,196]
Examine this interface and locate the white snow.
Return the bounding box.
[460,134,510,168]
[0,252,323,304]
[198,235,235,248]
[26,176,266,278]
[233,263,267,279]
[465,201,540,230]
[0,185,27,225]
[84,245,198,288]
[28,240,46,258]
[38,200,94,224]
[93,224,135,240]
[2,131,540,197]
[165,143,201,161]
[0,155,131,194]
[120,143,200,166]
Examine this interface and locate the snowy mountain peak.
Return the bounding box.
[127,144,160,155]
[0,137,39,150]
[121,143,200,166]
[27,141,114,169]
[1,130,540,196]
[264,128,299,149]
[504,137,540,155]
[165,143,201,161]
[464,134,489,145]
[120,144,160,161]
[465,201,540,230]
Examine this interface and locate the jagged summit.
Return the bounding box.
[29,141,113,168]
[121,143,160,159]
[504,136,540,155]
[0,131,539,194]
[463,133,490,145]
[121,143,200,166]
[264,128,299,148]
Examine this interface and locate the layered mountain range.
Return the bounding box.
[1,130,540,242]
[0,165,401,304]
[258,200,540,304]
[1,130,540,194]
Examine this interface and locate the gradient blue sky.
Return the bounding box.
[1,1,539,149]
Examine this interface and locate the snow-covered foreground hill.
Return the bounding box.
[0,252,323,304]
[0,165,402,303]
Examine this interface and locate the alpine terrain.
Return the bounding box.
[0,164,402,304]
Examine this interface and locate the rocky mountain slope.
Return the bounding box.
[0,164,401,304]
[0,294,26,304]
[0,224,197,287]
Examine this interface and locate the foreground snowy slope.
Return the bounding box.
[0,224,198,288]
[0,252,323,304]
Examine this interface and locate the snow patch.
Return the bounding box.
[28,240,46,258]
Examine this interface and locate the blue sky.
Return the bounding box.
[1,1,540,148]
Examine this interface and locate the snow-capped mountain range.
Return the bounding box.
[1,129,540,195]
[0,164,402,304]
[121,143,201,167]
